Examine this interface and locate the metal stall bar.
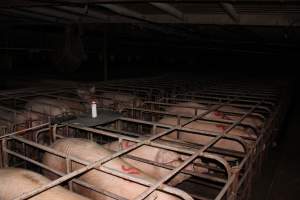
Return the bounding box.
[10,127,196,200]
[4,148,128,200]
[67,123,235,177]
[0,123,49,139]
[133,101,261,200]
[94,124,248,157]
[10,99,235,200]
[7,135,196,199]
[182,90,277,101]
[156,96,272,110]
[121,107,262,135]
[143,100,271,114]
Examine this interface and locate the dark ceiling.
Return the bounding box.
[0,0,299,80]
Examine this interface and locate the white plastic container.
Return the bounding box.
[91,101,97,118]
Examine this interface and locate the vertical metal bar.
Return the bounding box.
[89,132,94,141]
[1,139,8,167]
[66,125,69,137]
[0,140,3,167]
[66,157,73,191]
[227,166,240,200]
[52,124,57,142]
[151,103,155,122]
[116,120,121,131]
[152,124,157,135]
[22,142,28,169]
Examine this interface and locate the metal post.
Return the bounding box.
[66,157,73,191]
[52,124,57,142]
[0,140,2,167]
[227,166,240,200]
[1,139,8,167]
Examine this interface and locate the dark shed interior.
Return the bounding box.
[0,1,300,200]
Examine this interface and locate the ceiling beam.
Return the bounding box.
[141,13,300,26]
[3,7,299,27]
[22,7,97,23]
[57,6,109,22]
[0,9,66,23]
[150,3,184,21]
[220,3,239,23]
[24,0,300,3]
[98,4,148,21]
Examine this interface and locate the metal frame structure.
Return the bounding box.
[0,80,175,135]
[1,0,300,26]
[0,78,290,200]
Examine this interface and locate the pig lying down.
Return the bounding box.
[24,85,142,122]
[103,139,208,186]
[43,138,189,200]
[0,168,90,200]
[165,102,264,129]
[98,92,143,112]
[158,102,260,160]
[25,85,96,118]
[0,108,43,131]
[158,116,254,153]
[0,85,96,132]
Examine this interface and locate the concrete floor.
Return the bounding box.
[252,95,300,199]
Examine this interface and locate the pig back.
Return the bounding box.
[43,138,184,200]
[25,98,86,117]
[0,168,90,200]
[100,92,142,111]
[158,117,253,153]
[165,102,263,129]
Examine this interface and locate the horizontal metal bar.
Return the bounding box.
[0,122,49,139]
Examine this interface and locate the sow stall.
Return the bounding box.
[0,81,168,135]
[0,79,290,200]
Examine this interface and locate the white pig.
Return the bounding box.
[43,138,189,200]
[0,168,91,200]
[165,102,263,129]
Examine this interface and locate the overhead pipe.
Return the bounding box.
[0,9,66,23]
[22,7,97,23]
[57,6,109,22]
[220,3,240,23]
[99,4,148,21]
[150,3,184,21]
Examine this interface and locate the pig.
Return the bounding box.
[0,168,91,200]
[25,85,96,118]
[98,92,143,112]
[43,138,188,200]
[0,108,43,131]
[25,98,75,117]
[103,139,208,186]
[157,116,255,154]
[165,102,264,129]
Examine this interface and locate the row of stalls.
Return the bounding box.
[0,77,290,200]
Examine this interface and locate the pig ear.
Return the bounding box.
[89,86,95,94]
[156,150,179,164]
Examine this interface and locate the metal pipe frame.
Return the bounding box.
[103,80,286,199]
[0,101,238,200]
[67,123,240,173]
[97,116,249,152]
[0,78,290,200]
[5,135,195,200]
[1,129,197,200]
[121,107,261,137]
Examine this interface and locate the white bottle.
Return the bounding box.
[91,101,97,118]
